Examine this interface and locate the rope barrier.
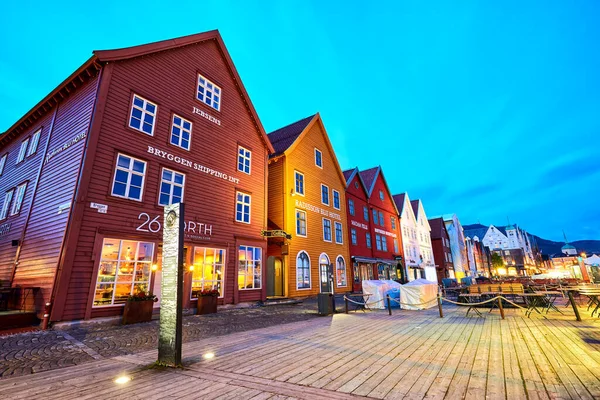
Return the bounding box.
[343,296,385,307]
[388,296,439,307]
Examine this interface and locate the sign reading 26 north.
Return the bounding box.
[136,212,213,236]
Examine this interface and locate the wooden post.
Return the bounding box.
[498,296,505,320]
[438,295,444,318]
[387,295,392,316]
[345,297,348,314]
[567,290,582,322]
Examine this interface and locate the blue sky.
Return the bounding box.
[1,1,599,242]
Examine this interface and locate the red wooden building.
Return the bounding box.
[343,166,404,292]
[0,30,274,322]
[429,217,454,283]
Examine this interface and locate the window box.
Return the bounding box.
[122,298,154,325]
[196,293,218,315]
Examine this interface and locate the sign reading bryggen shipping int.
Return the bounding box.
[147,146,239,184]
[295,199,342,221]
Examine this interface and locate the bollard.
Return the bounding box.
[498,297,505,320]
[567,290,581,322]
[387,295,392,316]
[345,297,348,314]
[437,295,444,318]
[41,302,52,330]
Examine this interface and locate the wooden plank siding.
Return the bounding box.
[56,38,270,321]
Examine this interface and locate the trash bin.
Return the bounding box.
[317,293,334,315]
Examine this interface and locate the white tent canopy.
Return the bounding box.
[400,279,438,310]
[585,254,600,266]
[361,280,401,310]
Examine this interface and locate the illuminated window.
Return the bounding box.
[315,148,322,168]
[336,256,347,287]
[191,247,225,298]
[321,184,329,206]
[323,218,332,242]
[235,192,251,223]
[238,246,261,290]
[111,154,146,201]
[159,168,185,206]
[16,138,29,164]
[197,74,221,111]
[10,182,27,216]
[333,190,340,210]
[93,239,154,306]
[27,129,41,157]
[237,146,251,174]
[295,171,304,195]
[363,206,369,221]
[366,232,372,248]
[170,115,192,150]
[351,228,357,245]
[348,199,355,216]
[296,209,307,236]
[129,94,157,135]
[335,222,343,244]
[296,251,311,289]
[0,154,6,176]
[0,189,14,220]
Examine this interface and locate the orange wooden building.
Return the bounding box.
[266,114,351,298]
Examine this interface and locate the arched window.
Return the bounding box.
[296,251,311,289]
[336,256,347,287]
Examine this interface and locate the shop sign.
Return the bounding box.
[295,199,341,221]
[192,106,221,126]
[90,202,108,214]
[147,146,240,185]
[0,223,11,236]
[374,228,397,238]
[57,201,72,214]
[136,212,213,240]
[45,131,87,164]
[351,220,368,230]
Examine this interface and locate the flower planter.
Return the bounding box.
[196,295,218,315]
[122,299,154,325]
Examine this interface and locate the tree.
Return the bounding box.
[491,253,504,269]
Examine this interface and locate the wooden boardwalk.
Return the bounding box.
[2,303,600,399]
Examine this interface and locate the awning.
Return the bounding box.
[351,256,400,265]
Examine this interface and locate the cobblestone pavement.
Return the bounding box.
[0,297,334,379]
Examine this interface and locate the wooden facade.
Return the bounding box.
[429,217,454,282]
[0,31,274,321]
[266,114,351,298]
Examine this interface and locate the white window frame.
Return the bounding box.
[238,245,262,290]
[351,228,357,245]
[10,182,27,216]
[322,218,332,242]
[294,171,305,196]
[170,114,192,150]
[314,148,323,168]
[321,184,330,206]
[129,94,157,136]
[332,190,340,210]
[235,191,251,224]
[0,189,14,220]
[111,154,147,201]
[336,256,347,287]
[334,221,343,244]
[191,247,226,299]
[0,154,7,176]
[27,129,41,157]
[159,168,185,206]
[16,138,29,164]
[296,251,311,290]
[197,73,222,111]
[237,146,251,175]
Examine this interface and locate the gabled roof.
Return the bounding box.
[267,114,315,157]
[2,30,275,153]
[343,168,356,183]
[464,226,489,242]
[393,194,407,215]
[359,166,379,196]
[410,200,420,219]
[429,217,448,239]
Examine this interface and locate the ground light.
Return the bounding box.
[203,352,215,360]
[114,376,131,384]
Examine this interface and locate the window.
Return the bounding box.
[394,239,399,253]
[323,218,332,242]
[129,95,157,135]
[351,229,357,245]
[294,171,305,195]
[376,234,382,251]
[321,184,329,206]
[238,246,261,290]
[93,239,154,306]
[191,247,225,298]
[349,199,355,216]
[366,233,372,248]
[379,190,384,201]
[333,190,340,210]
[382,236,388,252]
[111,154,146,201]
[16,138,29,164]
[363,206,369,221]
[0,189,14,220]
[372,209,379,225]
[315,148,322,168]
[27,129,41,157]
[0,154,6,176]
[336,256,347,287]
[235,192,251,223]
[391,217,396,230]
[170,115,192,150]
[379,212,384,227]
[297,251,311,289]
[334,222,343,244]
[10,182,27,216]
[237,146,251,174]
[159,168,185,206]
[197,74,221,111]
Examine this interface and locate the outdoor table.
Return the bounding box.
[521,293,549,317]
[578,289,600,317]
[458,293,485,317]
[442,286,466,300]
[346,293,372,312]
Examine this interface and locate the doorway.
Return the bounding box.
[266,256,284,297]
[319,254,333,293]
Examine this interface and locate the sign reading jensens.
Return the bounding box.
[147,146,240,184]
[295,199,341,221]
[192,106,221,126]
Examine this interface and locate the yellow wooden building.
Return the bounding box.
[266,114,351,298]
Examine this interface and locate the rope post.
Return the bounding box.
[498,296,505,320]
[567,290,582,322]
[345,297,348,314]
[387,295,392,316]
[437,295,444,318]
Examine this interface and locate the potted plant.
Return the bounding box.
[196,289,219,315]
[122,291,157,325]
